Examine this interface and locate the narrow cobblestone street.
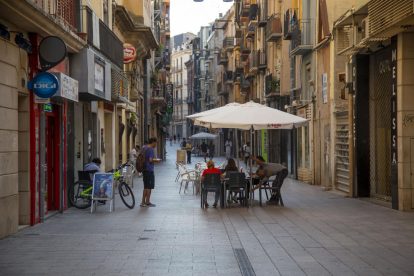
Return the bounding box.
[0,143,414,276]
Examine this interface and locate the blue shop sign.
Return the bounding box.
[28,72,59,98]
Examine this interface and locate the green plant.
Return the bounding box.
[150,69,158,89]
[269,77,280,92]
[129,113,137,126]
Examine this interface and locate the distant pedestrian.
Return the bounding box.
[131,145,142,177]
[239,140,245,159]
[166,132,170,141]
[186,141,192,163]
[180,138,187,150]
[244,142,251,168]
[140,137,160,207]
[209,141,215,160]
[173,134,177,143]
[225,139,232,159]
[178,134,181,144]
[169,136,173,146]
[201,140,208,162]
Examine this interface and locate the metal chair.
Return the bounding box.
[258,174,284,206]
[178,166,196,194]
[78,170,98,182]
[201,173,222,208]
[227,173,247,208]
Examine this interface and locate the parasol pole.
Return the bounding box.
[235,128,239,169]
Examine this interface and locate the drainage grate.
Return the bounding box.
[138,238,149,240]
[144,230,155,232]
[234,249,256,276]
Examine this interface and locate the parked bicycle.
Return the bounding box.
[68,163,136,209]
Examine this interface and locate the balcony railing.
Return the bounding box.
[36,0,77,32]
[258,0,268,27]
[224,71,233,83]
[284,8,298,40]
[249,51,258,73]
[217,53,228,65]
[172,115,183,121]
[240,75,250,91]
[84,7,123,68]
[258,50,266,70]
[185,97,193,104]
[291,19,313,56]
[223,37,235,52]
[248,4,259,27]
[174,98,183,105]
[235,55,244,72]
[240,37,251,56]
[266,14,283,42]
[241,0,251,17]
[265,74,280,97]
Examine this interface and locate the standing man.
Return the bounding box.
[173,134,177,144]
[177,133,181,144]
[225,139,232,160]
[180,138,187,150]
[166,132,170,142]
[186,140,192,164]
[244,142,251,168]
[169,136,173,146]
[201,140,208,162]
[141,137,160,207]
[249,155,288,205]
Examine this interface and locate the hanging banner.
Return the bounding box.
[167,83,173,114]
[390,42,398,210]
[322,73,328,104]
[261,129,268,162]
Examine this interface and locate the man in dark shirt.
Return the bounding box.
[200,140,208,162]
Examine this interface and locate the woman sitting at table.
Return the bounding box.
[201,160,225,208]
[224,158,239,203]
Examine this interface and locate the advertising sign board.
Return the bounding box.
[123,44,136,64]
[92,173,114,201]
[28,72,59,98]
[52,72,79,102]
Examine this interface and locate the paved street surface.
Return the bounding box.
[1,142,414,276]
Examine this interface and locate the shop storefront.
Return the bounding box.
[28,34,79,224]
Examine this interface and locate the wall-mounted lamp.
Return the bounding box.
[0,21,32,53]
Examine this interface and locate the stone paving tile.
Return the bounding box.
[1,143,414,276]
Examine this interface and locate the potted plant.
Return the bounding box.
[269,76,280,93]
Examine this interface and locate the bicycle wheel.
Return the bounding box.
[119,182,135,209]
[68,180,93,209]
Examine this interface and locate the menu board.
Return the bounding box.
[176,150,186,164]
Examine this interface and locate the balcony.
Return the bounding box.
[291,19,313,56]
[174,98,183,105]
[241,0,251,18]
[223,37,235,53]
[224,71,233,84]
[240,75,251,92]
[151,88,167,106]
[258,50,266,71]
[284,8,298,40]
[172,115,183,121]
[248,4,259,27]
[247,26,256,37]
[249,51,258,74]
[266,14,283,42]
[173,81,183,88]
[265,74,280,98]
[240,37,251,57]
[217,53,228,65]
[186,97,193,104]
[235,55,245,73]
[258,0,268,27]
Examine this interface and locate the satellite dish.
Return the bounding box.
[38,36,67,72]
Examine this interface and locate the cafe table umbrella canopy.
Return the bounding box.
[189,132,218,139]
[186,102,241,120]
[194,101,309,130]
[191,101,309,207]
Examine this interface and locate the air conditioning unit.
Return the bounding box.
[361,17,369,40]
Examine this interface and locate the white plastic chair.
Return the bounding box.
[179,167,197,194]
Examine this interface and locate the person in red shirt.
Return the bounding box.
[201,161,225,208]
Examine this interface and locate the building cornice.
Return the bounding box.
[114,5,159,59]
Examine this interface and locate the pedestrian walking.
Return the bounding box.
[239,140,245,159]
[186,140,192,163]
[180,138,187,150]
[225,139,232,159]
[201,140,208,162]
[166,132,169,142]
[177,133,181,144]
[131,145,142,177]
[140,137,160,207]
[250,155,288,205]
[169,136,173,146]
[173,134,176,143]
[209,141,215,160]
[244,142,251,168]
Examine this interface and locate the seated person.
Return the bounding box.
[201,160,225,208]
[224,158,239,203]
[84,158,101,182]
[249,155,288,204]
